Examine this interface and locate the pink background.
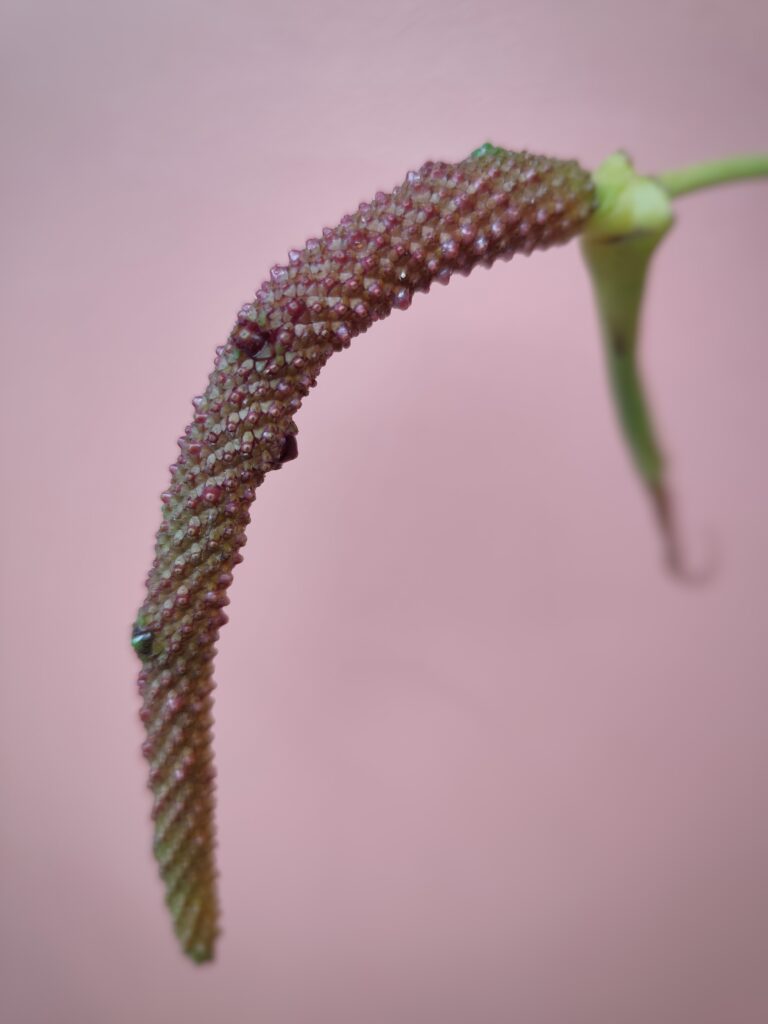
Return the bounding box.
[2,2,767,1022]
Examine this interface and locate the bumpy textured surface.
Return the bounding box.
[132,144,596,962]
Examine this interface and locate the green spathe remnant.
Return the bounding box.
[580,153,685,572]
[581,149,768,574]
[583,151,674,242]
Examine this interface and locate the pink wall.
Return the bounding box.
[2,1,767,1021]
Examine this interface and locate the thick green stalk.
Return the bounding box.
[658,153,768,199]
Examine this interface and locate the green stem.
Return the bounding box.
[658,153,768,199]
